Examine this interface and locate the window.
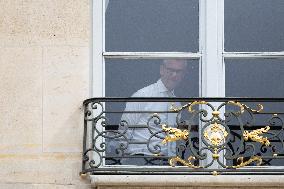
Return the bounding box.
[93,0,284,98]
[86,0,284,173]
[93,0,200,98]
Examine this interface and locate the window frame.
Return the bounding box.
[93,0,284,99]
[91,0,284,168]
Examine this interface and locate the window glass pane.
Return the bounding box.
[105,59,199,165]
[105,59,199,98]
[105,0,199,52]
[105,58,199,129]
[225,0,284,52]
[224,102,284,167]
[225,59,284,166]
[225,59,284,97]
[104,100,200,166]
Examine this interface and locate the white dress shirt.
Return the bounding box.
[120,79,180,156]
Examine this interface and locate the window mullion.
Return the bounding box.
[200,0,225,168]
[201,0,224,98]
[223,52,284,59]
[103,52,201,59]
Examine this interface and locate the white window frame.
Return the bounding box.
[92,0,218,98]
[91,0,284,168]
[92,0,284,98]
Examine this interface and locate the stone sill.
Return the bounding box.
[90,175,284,188]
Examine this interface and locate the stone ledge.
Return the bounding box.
[91,175,284,188]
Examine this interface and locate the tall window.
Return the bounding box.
[92,0,284,167]
[93,0,284,98]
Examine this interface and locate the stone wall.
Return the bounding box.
[0,0,91,188]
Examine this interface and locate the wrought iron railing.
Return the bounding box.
[81,97,284,175]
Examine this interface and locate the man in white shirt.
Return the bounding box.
[120,59,187,164]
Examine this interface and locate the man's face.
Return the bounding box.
[160,60,187,91]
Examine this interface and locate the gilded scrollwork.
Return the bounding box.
[226,101,264,115]
[243,126,270,146]
[169,156,201,168]
[212,110,220,118]
[162,124,189,144]
[227,156,262,169]
[165,101,270,172]
[203,122,228,146]
[170,101,208,112]
[187,101,208,113]
[242,103,264,113]
[227,101,245,114]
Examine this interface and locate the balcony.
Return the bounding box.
[81,97,284,177]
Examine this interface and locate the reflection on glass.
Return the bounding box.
[105,59,199,98]
[225,59,284,98]
[104,100,199,166]
[226,59,284,166]
[105,59,199,165]
[225,0,284,52]
[105,0,199,52]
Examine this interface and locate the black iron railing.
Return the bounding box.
[81,97,284,175]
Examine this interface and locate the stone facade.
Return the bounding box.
[0,0,90,188]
